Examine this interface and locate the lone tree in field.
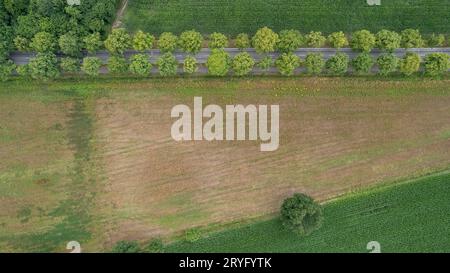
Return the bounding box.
[280,193,323,236]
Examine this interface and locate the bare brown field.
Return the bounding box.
[89,78,450,244]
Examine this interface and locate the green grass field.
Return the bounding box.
[124,0,450,35]
[167,171,450,253]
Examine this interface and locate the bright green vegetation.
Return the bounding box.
[124,0,450,35]
[167,171,450,253]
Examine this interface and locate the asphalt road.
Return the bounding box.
[10,48,450,74]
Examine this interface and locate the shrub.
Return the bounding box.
[183,56,198,74]
[305,31,326,47]
[258,56,273,73]
[304,53,325,75]
[327,31,348,49]
[424,53,449,77]
[232,52,255,76]
[376,54,399,76]
[28,53,60,81]
[401,29,424,49]
[275,52,300,76]
[427,34,446,47]
[111,241,140,253]
[14,36,29,51]
[30,32,56,53]
[158,32,178,53]
[326,52,349,75]
[185,228,202,243]
[399,52,421,76]
[157,52,178,76]
[146,239,164,253]
[16,64,31,78]
[351,53,374,74]
[209,32,228,49]
[81,57,102,77]
[277,30,303,53]
[83,32,103,54]
[235,33,250,50]
[206,49,230,76]
[59,32,82,57]
[108,56,128,74]
[375,30,401,52]
[280,193,323,236]
[179,30,203,54]
[129,54,152,76]
[132,30,155,51]
[60,57,80,73]
[252,27,279,54]
[104,28,131,55]
[351,30,376,52]
[0,60,15,82]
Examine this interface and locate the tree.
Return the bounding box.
[146,239,164,253]
[280,193,323,236]
[158,32,178,53]
[351,53,374,74]
[209,32,228,49]
[351,30,376,52]
[81,57,102,77]
[252,27,279,54]
[304,53,325,75]
[257,56,273,74]
[424,53,449,77]
[178,30,203,54]
[132,30,154,52]
[375,30,401,52]
[60,57,80,73]
[235,33,250,50]
[183,56,198,74]
[59,32,82,57]
[305,31,326,48]
[275,52,300,76]
[108,56,128,74]
[157,52,178,76]
[326,52,349,75]
[401,29,424,49]
[30,32,56,53]
[232,52,255,76]
[427,34,446,47]
[129,53,152,76]
[14,36,30,52]
[399,52,421,76]
[28,53,60,81]
[206,49,230,76]
[104,28,131,55]
[16,64,31,78]
[0,60,15,82]
[277,30,303,53]
[83,32,103,54]
[111,241,140,253]
[327,31,348,49]
[376,54,399,76]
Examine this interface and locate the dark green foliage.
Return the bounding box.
[108,56,128,74]
[28,52,60,81]
[146,238,165,253]
[157,52,178,76]
[275,52,300,76]
[81,57,102,77]
[376,54,399,76]
[326,53,349,75]
[351,53,374,74]
[60,57,80,73]
[111,241,141,253]
[304,53,325,75]
[280,193,323,236]
[277,30,303,53]
[232,52,255,76]
[424,53,449,77]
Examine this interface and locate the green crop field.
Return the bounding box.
[168,171,450,253]
[124,0,450,35]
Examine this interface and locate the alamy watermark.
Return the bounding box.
[171,97,279,152]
